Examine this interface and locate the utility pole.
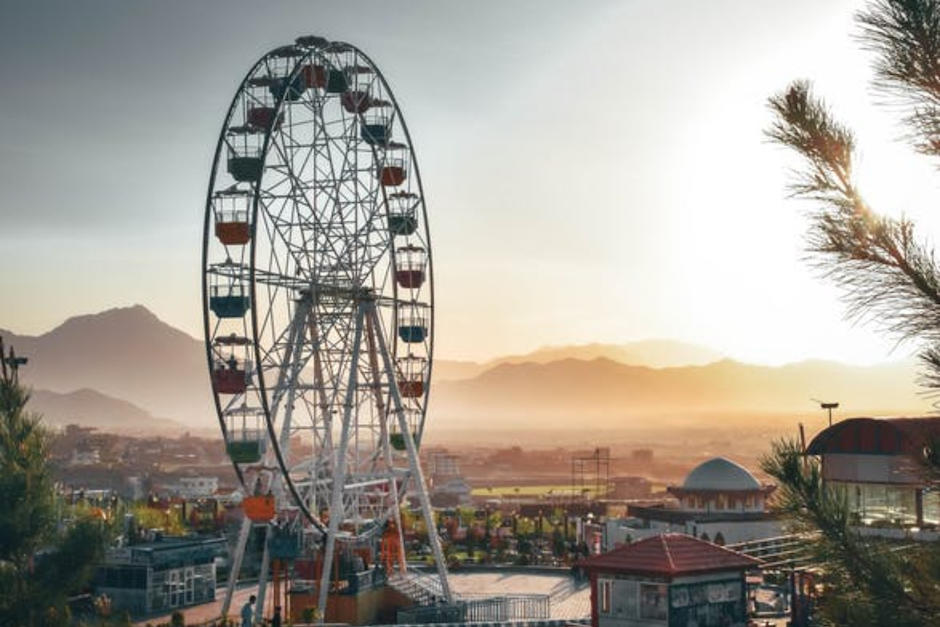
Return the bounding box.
[0,336,28,385]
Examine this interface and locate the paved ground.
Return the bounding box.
[446,572,591,621]
[136,572,589,625]
[136,573,782,626]
[134,584,256,626]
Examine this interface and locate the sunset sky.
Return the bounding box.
[3,0,939,366]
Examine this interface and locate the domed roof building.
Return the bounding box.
[613,457,782,547]
[667,457,774,515]
[682,457,761,491]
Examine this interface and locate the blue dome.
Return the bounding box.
[682,457,760,491]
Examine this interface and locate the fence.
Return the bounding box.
[397,594,550,624]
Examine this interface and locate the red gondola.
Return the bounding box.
[213,358,247,394]
[398,379,425,398]
[395,245,426,289]
[341,90,371,114]
[247,106,283,130]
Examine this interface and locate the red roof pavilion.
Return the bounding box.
[580,533,760,577]
[580,534,761,627]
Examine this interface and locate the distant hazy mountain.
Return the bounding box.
[434,339,723,381]
[0,305,213,427]
[492,340,723,368]
[429,357,933,430]
[29,388,184,435]
[2,307,932,436]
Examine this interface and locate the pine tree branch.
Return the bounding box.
[859,0,940,157]
[767,80,940,391]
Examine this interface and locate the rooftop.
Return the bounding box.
[580,533,760,577]
[681,457,761,491]
[807,416,940,456]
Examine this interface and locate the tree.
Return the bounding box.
[765,1,940,625]
[0,356,111,626]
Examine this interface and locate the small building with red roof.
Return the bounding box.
[580,533,760,627]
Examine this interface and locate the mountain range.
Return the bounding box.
[1,305,933,435]
[27,388,183,435]
[433,339,724,381]
[429,357,930,431]
[1,305,210,431]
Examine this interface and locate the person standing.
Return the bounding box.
[240,594,256,627]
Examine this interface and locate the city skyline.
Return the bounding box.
[3,0,939,366]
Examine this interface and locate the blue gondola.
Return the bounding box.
[210,293,250,318]
[398,324,427,343]
[227,157,263,182]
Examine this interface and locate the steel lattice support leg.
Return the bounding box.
[254,527,272,625]
[369,304,452,602]
[221,515,253,620]
[316,302,366,621]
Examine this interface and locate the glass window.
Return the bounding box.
[184,567,194,605]
[611,579,639,618]
[640,583,668,620]
[831,481,918,525]
[168,569,180,608]
[924,490,940,526]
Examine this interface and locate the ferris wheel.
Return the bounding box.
[201,35,449,620]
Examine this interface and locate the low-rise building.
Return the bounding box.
[93,536,226,617]
[580,533,759,627]
[431,476,473,507]
[175,476,219,499]
[806,416,940,539]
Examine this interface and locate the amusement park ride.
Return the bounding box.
[201,35,447,623]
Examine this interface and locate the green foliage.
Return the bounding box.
[0,375,111,626]
[131,503,187,537]
[514,516,536,538]
[455,506,475,528]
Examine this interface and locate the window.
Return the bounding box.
[168,570,180,608]
[599,579,611,614]
[831,481,918,525]
[640,583,668,620]
[184,567,194,605]
[925,490,940,526]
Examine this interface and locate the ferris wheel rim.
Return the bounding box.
[201,52,272,493]
[202,37,434,538]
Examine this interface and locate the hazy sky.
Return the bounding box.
[3,0,939,365]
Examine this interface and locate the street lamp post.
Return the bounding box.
[812,399,839,427]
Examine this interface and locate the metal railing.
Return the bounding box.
[395,594,550,624]
[389,572,550,624]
